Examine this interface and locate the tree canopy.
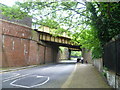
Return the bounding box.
[0,1,120,59]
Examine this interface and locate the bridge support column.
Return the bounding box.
[68,49,71,60]
[44,47,46,64]
[82,48,92,64]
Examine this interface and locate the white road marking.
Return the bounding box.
[74,64,77,72]
[3,73,20,80]
[3,74,30,82]
[10,75,50,88]
[0,65,37,74]
[30,76,49,88]
[36,76,44,78]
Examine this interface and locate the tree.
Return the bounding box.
[85,2,120,58]
[86,2,120,45]
[1,1,119,59]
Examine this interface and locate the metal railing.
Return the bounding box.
[103,34,120,75]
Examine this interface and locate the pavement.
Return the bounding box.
[62,63,112,88]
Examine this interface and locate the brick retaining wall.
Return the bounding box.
[1,20,59,67]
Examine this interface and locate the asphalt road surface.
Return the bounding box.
[1,60,77,88]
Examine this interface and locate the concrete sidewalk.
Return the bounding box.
[62,63,111,88]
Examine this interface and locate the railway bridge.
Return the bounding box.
[1,19,81,67]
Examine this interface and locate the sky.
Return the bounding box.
[0,0,23,6]
[0,0,86,30]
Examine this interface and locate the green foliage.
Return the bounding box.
[59,47,64,53]
[102,71,107,78]
[71,51,81,57]
[86,2,120,45]
[91,46,102,59]
[61,2,78,9]
[0,5,29,19]
[1,1,119,59]
[84,2,120,58]
[102,66,108,78]
[38,19,69,37]
[50,28,67,37]
[39,19,60,29]
[72,27,102,59]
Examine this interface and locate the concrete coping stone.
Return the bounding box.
[0,19,32,30]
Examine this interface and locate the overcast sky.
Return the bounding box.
[0,0,23,6]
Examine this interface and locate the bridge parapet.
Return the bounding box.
[38,26,70,38]
[38,31,72,45]
[34,29,81,51]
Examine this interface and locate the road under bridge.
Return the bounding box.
[1,19,81,67]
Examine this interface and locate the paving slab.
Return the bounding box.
[62,63,111,88]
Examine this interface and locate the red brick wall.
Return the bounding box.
[1,20,59,67]
[1,20,32,67]
[28,41,39,65]
[2,33,30,67]
[2,21,31,39]
[45,47,53,63]
[38,45,45,64]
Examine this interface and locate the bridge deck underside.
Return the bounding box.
[42,40,81,51]
[37,31,81,51]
